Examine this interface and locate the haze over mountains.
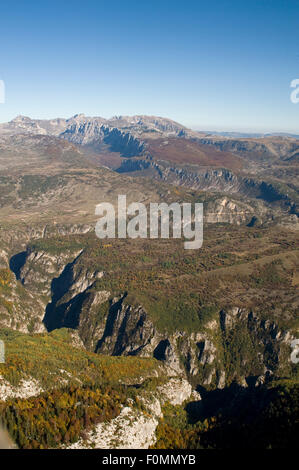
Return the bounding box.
[203,131,299,139]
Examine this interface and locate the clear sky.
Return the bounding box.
[0,0,298,133]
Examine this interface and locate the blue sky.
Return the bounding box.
[0,0,298,132]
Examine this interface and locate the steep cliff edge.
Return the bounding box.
[10,237,297,391]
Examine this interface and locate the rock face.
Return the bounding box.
[0,223,95,334]
[157,378,192,405]
[68,377,192,450]
[97,303,294,389]
[19,248,83,297]
[0,375,43,401]
[0,114,191,154]
[69,404,160,449]
[96,299,157,356]
[0,115,68,136]
[204,197,255,224]
[117,158,298,219]
[11,245,296,390]
[62,121,146,157]
[5,232,295,393]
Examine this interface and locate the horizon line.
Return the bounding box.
[0,113,298,136]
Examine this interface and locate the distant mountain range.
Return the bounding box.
[0,114,193,138]
[1,113,298,140]
[0,114,298,212]
[202,130,299,139]
[0,114,298,167]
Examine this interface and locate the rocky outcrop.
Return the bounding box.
[0,375,43,401]
[67,377,193,449]
[68,404,160,449]
[96,298,157,356]
[61,121,145,157]
[157,378,192,405]
[117,158,298,219]
[19,249,83,297]
[6,240,297,391]
[41,265,296,389]
[204,197,255,224]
